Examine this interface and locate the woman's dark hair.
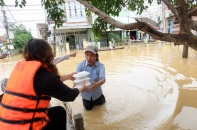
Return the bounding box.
[96,54,99,61]
[23,38,58,74]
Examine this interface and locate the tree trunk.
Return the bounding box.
[182,44,188,58]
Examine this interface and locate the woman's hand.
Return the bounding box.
[78,81,87,93]
[67,72,76,81]
[60,72,76,81]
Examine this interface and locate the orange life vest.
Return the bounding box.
[0,60,51,130]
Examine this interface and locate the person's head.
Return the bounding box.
[85,45,99,67]
[23,38,58,74]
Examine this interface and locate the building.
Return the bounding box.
[46,0,171,49]
[47,0,91,49]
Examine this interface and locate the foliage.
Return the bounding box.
[10,24,31,36]
[13,34,32,52]
[0,0,4,6]
[10,24,33,51]
[86,0,154,36]
[85,0,197,36]
[91,17,115,37]
[108,33,121,43]
[41,0,66,28]
[93,35,100,42]
[0,0,158,31]
[1,0,197,36]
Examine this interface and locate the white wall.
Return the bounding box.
[65,0,87,23]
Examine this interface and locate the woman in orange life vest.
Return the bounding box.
[0,39,87,130]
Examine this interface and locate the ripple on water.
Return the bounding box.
[1,45,197,129]
[0,62,17,79]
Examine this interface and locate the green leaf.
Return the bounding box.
[10,24,33,51]
[19,4,23,8]
[0,0,5,6]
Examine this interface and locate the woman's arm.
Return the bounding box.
[34,69,86,102]
[53,51,78,65]
[53,55,70,65]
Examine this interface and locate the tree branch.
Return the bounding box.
[77,0,197,49]
[135,19,189,44]
[189,19,197,31]
[77,0,129,29]
[187,7,197,17]
[162,0,178,17]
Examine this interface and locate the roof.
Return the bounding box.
[135,17,158,27]
[0,36,6,42]
[168,16,197,34]
[172,24,179,34]
[56,25,92,32]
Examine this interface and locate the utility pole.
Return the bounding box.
[1,6,10,44]
[1,6,11,56]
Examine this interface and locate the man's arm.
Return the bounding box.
[87,64,106,92]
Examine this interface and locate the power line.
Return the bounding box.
[0,18,4,22]
[6,12,45,16]
[4,9,44,11]
[1,6,11,43]
[5,5,20,26]
[16,20,45,22]
[5,4,42,7]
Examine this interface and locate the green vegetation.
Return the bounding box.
[1,0,197,57]
[108,33,121,43]
[10,24,33,52]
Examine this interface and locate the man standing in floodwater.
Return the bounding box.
[111,38,116,48]
[76,45,106,110]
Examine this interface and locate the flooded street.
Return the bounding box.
[1,43,197,130]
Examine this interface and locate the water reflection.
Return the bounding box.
[0,43,197,129]
[169,88,197,130]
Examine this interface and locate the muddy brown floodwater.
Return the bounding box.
[0,43,197,130]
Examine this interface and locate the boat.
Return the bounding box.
[98,47,125,51]
[0,54,8,59]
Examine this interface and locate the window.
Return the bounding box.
[68,2,72,17]
[80,4,83,16]
[74,2,77,16]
